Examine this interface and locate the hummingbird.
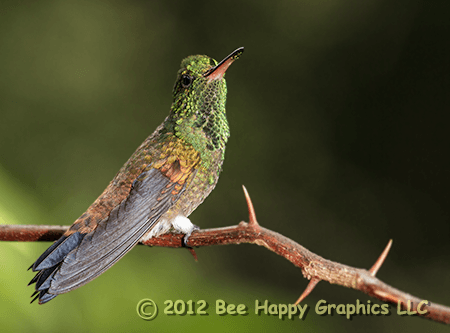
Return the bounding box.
[28,47,244,304]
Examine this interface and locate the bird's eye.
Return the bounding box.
[181,75,193,88]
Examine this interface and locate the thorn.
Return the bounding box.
[242,185,259,227]
[369,239,393,276]
[188,248,198,262]
[294,277,320,305]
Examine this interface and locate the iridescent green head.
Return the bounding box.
[168,47,244,154]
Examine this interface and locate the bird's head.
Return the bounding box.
[167,48,243,153]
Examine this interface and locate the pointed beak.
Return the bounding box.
[204,47,244,82]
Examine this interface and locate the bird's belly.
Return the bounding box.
[139,218,173,242]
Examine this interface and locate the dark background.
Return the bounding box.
[0,0,448,332]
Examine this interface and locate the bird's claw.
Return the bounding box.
[182,225,200,248]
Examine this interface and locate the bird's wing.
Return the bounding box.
[52,167,186,293]
[30,166,189,302]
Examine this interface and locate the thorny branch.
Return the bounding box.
[0,186,449,325]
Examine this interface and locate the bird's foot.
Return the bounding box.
[182,224,200,248]
[171,215,199,248]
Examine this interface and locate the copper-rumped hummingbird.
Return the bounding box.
[28,47,244,304]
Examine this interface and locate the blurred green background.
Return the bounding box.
[1,0,449,332]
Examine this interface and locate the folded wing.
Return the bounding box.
[29,167,185,304]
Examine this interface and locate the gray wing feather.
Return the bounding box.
[49,167,184,294]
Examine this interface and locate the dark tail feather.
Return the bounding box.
[35,264,59,291]
[30,235,69,271]
[28,232,85,304]
[38,291,58,304]
[30,292,39,304]
[31,233,84,271]
[28,271,42,286]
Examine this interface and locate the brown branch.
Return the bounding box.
[1,190,449,324]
